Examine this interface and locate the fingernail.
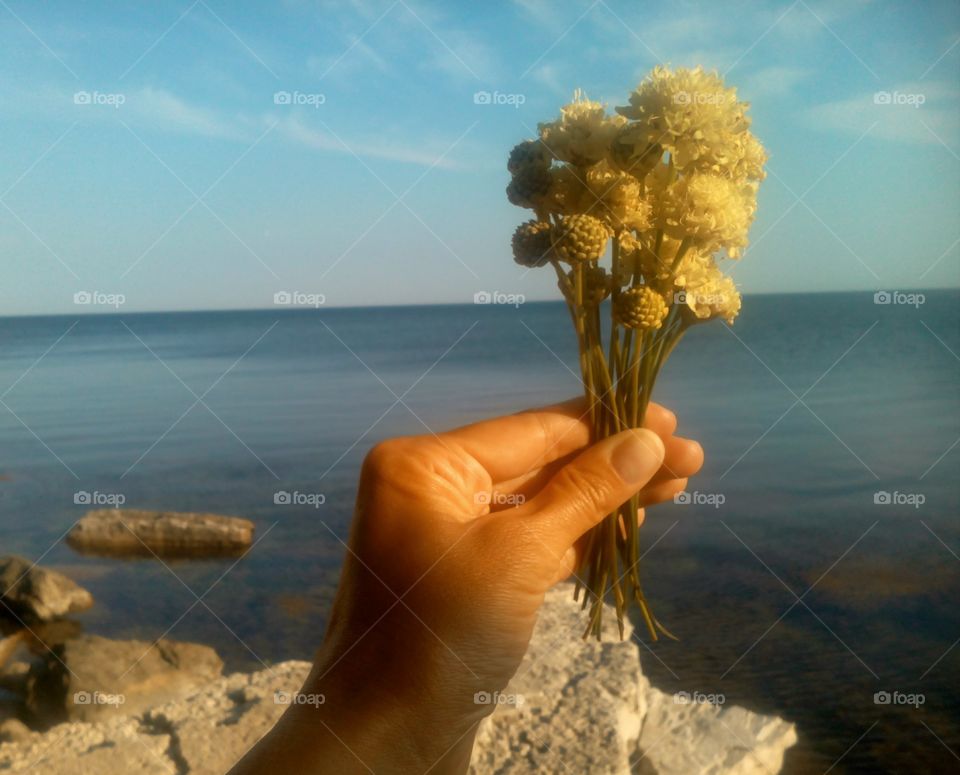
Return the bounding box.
[612,429,664,483]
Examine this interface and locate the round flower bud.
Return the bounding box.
[560,265,611,306]
[508,140,551,174]
[552,214,610,263]
[507,164,552,209]
[614,286,669,330]
[512,220,553,267]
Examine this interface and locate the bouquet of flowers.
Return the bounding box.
[507,66,766,640]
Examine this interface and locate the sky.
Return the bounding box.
[0,0,958,315]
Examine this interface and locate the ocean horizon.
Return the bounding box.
[1,286,953,321]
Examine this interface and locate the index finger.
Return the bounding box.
[441,398,678,483]
[441,397,591,482]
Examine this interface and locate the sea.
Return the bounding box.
[0,291,957,773]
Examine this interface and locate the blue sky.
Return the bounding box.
[1,0,958,315]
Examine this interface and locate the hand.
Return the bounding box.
[230,398,703,775]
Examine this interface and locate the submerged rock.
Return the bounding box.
[67,509,255,558]
[25,634,223,725]
[0,557,94,623]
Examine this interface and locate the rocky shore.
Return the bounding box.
[0,568,797,774]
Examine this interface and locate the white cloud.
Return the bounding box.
[275,116,463,169]
[806,81,960,145]
[129,87,247,140]
[740,66,809,99]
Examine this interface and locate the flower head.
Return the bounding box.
[506,164,553,210]
[561,264,612,306]
[616,66,766,182]
[512,220,554,267]
[676,255,742,323]
[552,213,610,263]
[663,173,756,257]
[614,286,670,330]
[538,91,625,167]
[507,140,551,174]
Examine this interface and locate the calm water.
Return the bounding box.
[0,292,957,773]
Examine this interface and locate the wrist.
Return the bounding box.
[293,635,484,773]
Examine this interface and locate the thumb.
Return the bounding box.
[525,428,665,554]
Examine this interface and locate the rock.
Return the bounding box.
[0,719,33,744]
[0,557,94,622]
[469,585,647,774]
[0,661,31,695]
[0,586,798,774]
[0,716,171,774]
[67,509,255,558]
[25,634,223,724]
[0,632,25,671]
[637,688,798,775]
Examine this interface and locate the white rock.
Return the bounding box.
[0,584,798,774]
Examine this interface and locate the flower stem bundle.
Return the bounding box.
[507,67,767,641]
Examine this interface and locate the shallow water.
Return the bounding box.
[0,291,957,773]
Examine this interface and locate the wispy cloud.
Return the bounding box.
[741,66,810,99]
[806,81,959,145]
[274,115,463,169]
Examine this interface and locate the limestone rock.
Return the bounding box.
[469,584,648,774]
[637,688,798,775]
[0,719,33,744]
[67,509,255,558]
[0,557,94,622]
[0,586,798,774]
[26,634,223,724]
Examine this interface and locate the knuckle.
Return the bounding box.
[362,437,414,478]
[555,465,615,512]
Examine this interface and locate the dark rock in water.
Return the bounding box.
[67,509,255,559]
[25,634,223,725]
[0,557,94,623]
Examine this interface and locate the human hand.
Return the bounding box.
[231,398,703,775]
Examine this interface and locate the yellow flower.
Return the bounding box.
[507,140,551,174]
[506,164,553,211]
[552,214,610,263]
[560,265,612,306]
[614,286,670,330]
[512,220,553,267]
[616,66,766,182]
[662,173,756,257]
[676,256,742,323]
[582,161,651,232]
[538,91,625,167]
